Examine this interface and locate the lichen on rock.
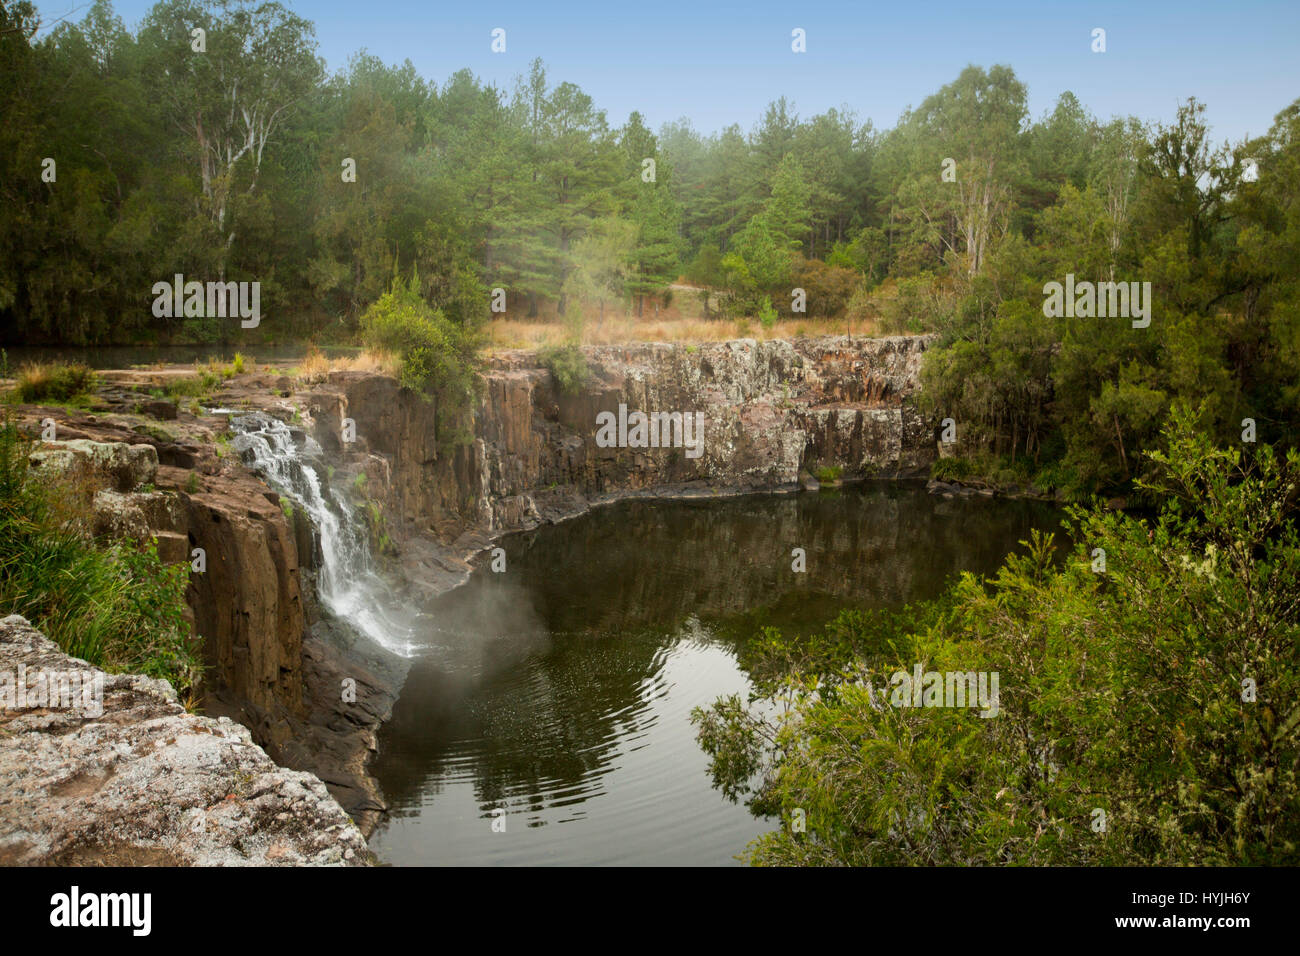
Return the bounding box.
[0,614,370,867]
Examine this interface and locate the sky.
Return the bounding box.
[34,0,1300,145]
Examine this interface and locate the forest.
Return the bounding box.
[2,0,1299,499]
[2,0,1298,871]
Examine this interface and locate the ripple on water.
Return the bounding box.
[366,486,1062,865]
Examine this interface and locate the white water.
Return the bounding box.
[230,413,419,656]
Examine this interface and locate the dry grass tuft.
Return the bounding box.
[294,348,397,384]
[487,315,879,351]
[12,361,98,404]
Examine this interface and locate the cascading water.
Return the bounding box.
[229,412,419,656]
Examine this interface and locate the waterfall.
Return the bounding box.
[229,413,419,657]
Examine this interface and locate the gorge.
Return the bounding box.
[2,334,1060,864]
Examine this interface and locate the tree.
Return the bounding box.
[762,153,812,250]
[140,0,323,277]
[561,216,634,327]
[890,65,1028,277]
[695,411,1300,865]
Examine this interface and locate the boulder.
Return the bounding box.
[141,399,178,421]
[29,439,158,492]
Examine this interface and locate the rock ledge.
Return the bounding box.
[0,614,369,866]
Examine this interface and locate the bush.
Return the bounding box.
[790,259,863,318]
[360,271,483,444]
[14,362,97,404]
[540,343,591,395]
[686,243,724,287]
[0,416,201,697]
[695,410,1300,865]
[930,456,976,481]
[164,367,222,402]
[757,299,778,330]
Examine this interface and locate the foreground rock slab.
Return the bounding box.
[0,615,369,866]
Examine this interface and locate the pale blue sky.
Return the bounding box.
[35,0,1300,144]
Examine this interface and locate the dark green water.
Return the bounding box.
[367,482,1062,866]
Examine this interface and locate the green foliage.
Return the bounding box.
[789,259,861,318]
[540,343,591,395]
[561,217,635,328]
[813,464,842,483]
[686,244,724,287]
[164,368,222,403]
[0,415,201,696]
[13,363,97,404]
[360,271,483,444]
[695,412,1300,865]
[0,4,1296,509]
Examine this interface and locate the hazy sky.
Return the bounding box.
[35,0,1300,144]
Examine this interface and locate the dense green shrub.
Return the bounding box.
[813,465,842,483]
[0,416,201,697]
[360,271,484,444]
[696,409,1300,865]
[789,258,862,317]
[13,362,97,404]
[540,343,591,395]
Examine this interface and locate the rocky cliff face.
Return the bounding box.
[11,394,395,835]
[5,334,936,849]
[22,416,307,750]
[0,615,369,866]
[309,335,936,544]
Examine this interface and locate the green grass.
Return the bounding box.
[0,416,201,697]
[814,464,843,483]
[11,362,97,405]
[164,368,222,403]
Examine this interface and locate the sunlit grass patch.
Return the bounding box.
[486,315,879,351]
[11,361,98,405]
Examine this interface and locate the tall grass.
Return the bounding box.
[12,361,97,404]
[293,347,396,385]
[486,314,879,350]
[0,415,201,696]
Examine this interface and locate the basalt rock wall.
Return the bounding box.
[308,335,937,542]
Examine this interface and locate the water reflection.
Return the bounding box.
[368,482,1061,866]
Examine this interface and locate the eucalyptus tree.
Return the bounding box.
[139,0,323,277]
[890,65,1029,278]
